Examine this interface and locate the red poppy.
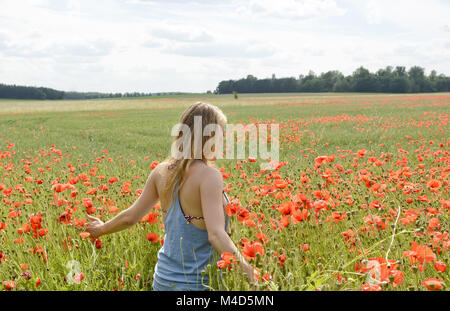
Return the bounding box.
[146,213,159,224]
[277,253,287,266]
[74,218,86,227]
[277,201,293,215]
[80,232,91,239]
[146,232,159,243]
[389,270,404,287]
[403,241,436,264]
[217,252,236,270]
[289,208,303,223]
[38,228,48,237]
[300,244,310,251]
[426,179,441,192]
[361,283,382,291]
[108,176,119,184]
[314,155,329,166]
[2,281,17,290]
[73,273,85,284]
[52,183,65,193]
[95,238,102,249]
[242,241,265,261]
[58,211,72,224]
[434,261,446,272]
[225,203,238,216]
[313,200,327,210]
[422,278,444,291]
[274,179,288,189]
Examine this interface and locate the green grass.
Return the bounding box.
[0,93,448,291]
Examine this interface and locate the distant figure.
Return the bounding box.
[85,102,256,291]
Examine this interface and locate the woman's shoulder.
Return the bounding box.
[152,159,222,182]
[156,160,170,169]
[195,162,223,182]
[150,160,170,176]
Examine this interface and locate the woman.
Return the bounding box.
[85,102,256,291]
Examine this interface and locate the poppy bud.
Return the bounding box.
[255,252,262,264]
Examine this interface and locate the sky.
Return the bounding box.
[0,0,449,93]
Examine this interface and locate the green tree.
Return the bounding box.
[408,66,426,92]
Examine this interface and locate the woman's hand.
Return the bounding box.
[81,166,159,238]
[243,262,257,287]
[85,215,105,239]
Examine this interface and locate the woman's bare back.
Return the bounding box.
[153,160,228,230]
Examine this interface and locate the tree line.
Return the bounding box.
[0,83,65,100]
[3,66,450,99]
[0,83,190,100]
[64,91,152,100]
[214,66,450,94]
[64,91,188,99]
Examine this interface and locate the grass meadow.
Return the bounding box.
[0,92,448,291]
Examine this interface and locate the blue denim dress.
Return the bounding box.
[152,185,230,291]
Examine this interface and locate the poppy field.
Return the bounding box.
[0,93,448,291]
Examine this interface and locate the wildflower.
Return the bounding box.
[402,241,436,264]
[217,252,236,270]
[146,232,159,243]
[422,278,444,291]
[242,241,265,261]
[361,283,382,291]
[80,232,91,239]
[2,281,17,290]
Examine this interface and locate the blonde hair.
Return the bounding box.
[163,102,227,207]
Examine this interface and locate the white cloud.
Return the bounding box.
[151,27,213,43]
[345,0,450,33]
[364,1,382,25]
[235,0,347,20]
[165,41,275,58]
[0,0,449,93]
[142,38,163,48]
[125,0,223,5]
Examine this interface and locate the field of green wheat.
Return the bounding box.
[0,92,448,291]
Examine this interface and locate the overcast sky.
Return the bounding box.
[1,0,449,93]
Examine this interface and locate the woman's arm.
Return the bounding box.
[200,167,256,284]
[85,167,160,239]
